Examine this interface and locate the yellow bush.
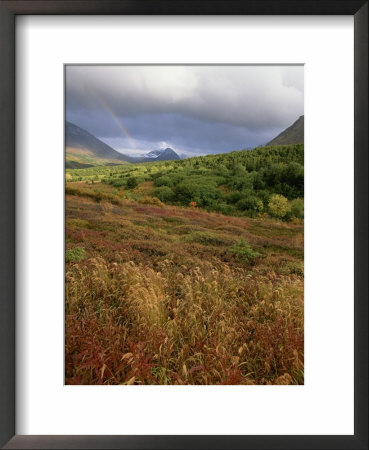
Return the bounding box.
[268,194,291,219]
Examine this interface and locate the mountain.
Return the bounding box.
[144,148,180,161]
[66,122,134,168]
[267,116,304,146]
[66,122,181,168]
[145,149,165,159]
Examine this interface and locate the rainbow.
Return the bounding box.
[92,92,137,151]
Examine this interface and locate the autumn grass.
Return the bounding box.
[65,193,304,385]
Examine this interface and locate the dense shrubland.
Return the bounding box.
[66,144,304,220]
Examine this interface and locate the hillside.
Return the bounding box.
[66,122,132,168]
[66,147,129,169]
[267,116,304,146]
[66,122,181,168]
[66,143,304,219]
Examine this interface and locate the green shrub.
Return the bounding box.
[154,186,175,202]
[111,179,126,188]
[154,174,183,187]
[174,180,220,207]
[126,177,138,189]
[66,247,86,263]
[212,202,237,216]
[291,198,304,219]
[235,196,263,216]
[256,190,271,207]
[228,238,261,263]
[223,191,244,205]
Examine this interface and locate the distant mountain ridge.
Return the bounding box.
[66,122,181,168]
[267,116,304,146]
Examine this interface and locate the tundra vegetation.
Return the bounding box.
[65,144,304,385]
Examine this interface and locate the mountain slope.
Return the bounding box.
[66,122,181,168]
[66,122,132,168]
[66,147,127,169]
[267,116,304,146]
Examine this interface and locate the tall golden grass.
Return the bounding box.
[66,191,304,385]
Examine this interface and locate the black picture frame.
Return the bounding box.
[0,1,367,449]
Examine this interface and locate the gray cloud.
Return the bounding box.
[66,65,303,155]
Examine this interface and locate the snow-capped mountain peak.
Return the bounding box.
[144,147,180,161]
[144,149,164,159]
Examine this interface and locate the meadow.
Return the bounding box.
[65,145,304,385]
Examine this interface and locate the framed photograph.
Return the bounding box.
[0,1,367,449]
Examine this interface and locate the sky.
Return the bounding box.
[66,65,303,157]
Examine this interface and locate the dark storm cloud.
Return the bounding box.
[66,65,303,155]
